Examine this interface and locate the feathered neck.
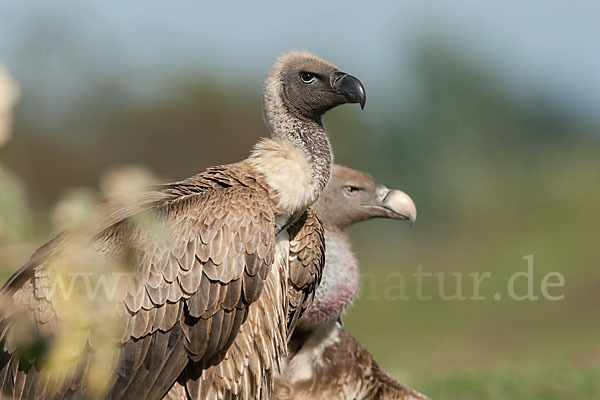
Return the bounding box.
[261,69,332,203]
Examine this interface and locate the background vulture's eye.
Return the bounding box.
[300,72,316,84]
[343,186,360,197]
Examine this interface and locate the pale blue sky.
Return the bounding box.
[0,0,598,120]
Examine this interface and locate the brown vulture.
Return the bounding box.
[272,165,429,400]
[0,52,366,400]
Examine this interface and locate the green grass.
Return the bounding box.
[340,194,600,400]
[417,365,600,400]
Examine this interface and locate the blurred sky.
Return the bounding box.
[0,0,599,122]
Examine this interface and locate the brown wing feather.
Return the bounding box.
[170,230,290,400]
[286,207,325,336]
[273,322,429,400]
[0,161,278,400]
[161,208,325,400]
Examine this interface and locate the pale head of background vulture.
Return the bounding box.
[303,164,416,329]
[274,165,428,400]
[0,52,365,400]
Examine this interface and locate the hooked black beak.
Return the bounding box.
[366,184,417,225]
[331,71,366,109]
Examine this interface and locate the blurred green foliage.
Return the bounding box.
[0,166,34,243]
[0,37,598,397]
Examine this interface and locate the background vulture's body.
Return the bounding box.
[0,52,366,400]
[276,320,428,400]
[273,165,428,400]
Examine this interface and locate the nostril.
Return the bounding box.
[330,71,347,87]
[376,185,390,202]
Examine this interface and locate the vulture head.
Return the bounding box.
[263,51,366,126]
[316,165,416,230]
[300,164,416,329]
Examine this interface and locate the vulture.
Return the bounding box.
[272,165,429,400]
[0,51,366,400]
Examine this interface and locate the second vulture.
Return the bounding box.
[273,165,429,400]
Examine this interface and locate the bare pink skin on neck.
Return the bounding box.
[304,230,359,323]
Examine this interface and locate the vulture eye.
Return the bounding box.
[300,72,316,84]
[343,186,360,197]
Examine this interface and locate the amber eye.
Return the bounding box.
[343,186,360,197]
[300,72,316,84]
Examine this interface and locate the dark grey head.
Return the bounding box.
[263,51,366,125]
[314,164,416,230]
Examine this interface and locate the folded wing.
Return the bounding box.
[0,164,277,400]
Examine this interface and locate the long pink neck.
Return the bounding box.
[303,229,359,325]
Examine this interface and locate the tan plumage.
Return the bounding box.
[172,206,325,400]
[274,321,428,400]
[272,165,428,400]
[0,52,366,400]
[158,207,325,400]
